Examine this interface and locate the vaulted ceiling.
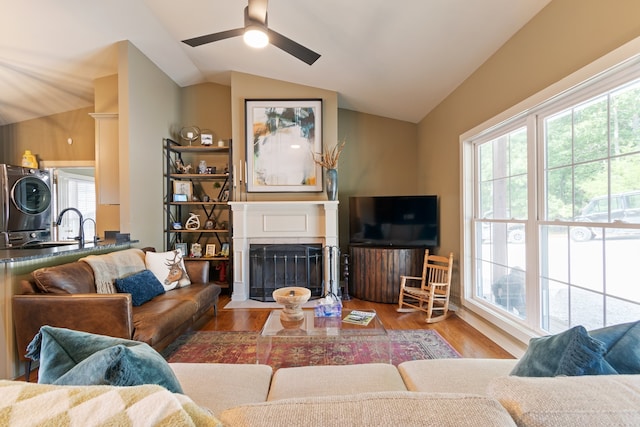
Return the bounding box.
[0,0,551,126]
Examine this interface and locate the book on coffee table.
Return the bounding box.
[342,310,376,326]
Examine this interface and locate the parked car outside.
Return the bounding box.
[570,190,640,241]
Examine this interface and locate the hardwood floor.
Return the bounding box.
[15,293,512,381]
[199,294,514,359]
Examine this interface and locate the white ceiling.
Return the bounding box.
[0,0,551,127]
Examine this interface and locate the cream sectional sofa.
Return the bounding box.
[7,321,640,425]
[171,359,640,426]
[3,359,639,425]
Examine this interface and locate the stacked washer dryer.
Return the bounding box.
[0,164,53,247]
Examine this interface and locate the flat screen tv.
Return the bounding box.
[349,195,438,247]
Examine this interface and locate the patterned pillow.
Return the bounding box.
[145,249,191,291]
[114,269,165,306]
[0,381,221,426]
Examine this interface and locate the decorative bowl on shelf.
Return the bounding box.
[272,287,311,322]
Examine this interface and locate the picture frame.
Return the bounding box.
[191,242,202,258]
[245,99,323,192]
[205,244,216,257]
[220,243,230,257]
[173,181,193,200]
[201,133,213,146]
[220,189,229,202]
[174,242,188,256]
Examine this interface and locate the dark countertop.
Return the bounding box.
[0,239,139,263]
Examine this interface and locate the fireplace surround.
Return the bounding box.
[229,201,339,301]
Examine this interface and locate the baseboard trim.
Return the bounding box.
[456,307,527,358]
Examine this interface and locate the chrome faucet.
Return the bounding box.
[55,208,84,248]
[82,218,99,244]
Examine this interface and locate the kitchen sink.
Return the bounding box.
[16,241,79,250]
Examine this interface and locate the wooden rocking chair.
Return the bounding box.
[397,250,454,323]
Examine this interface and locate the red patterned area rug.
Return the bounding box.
[162,330,460,369]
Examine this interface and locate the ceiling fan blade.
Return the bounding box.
[268,29,321,65]
[182,28,244,47]
[247,0,268,24]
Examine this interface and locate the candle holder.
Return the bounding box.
[180,126,200,146]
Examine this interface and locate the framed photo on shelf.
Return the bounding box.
[205,244,216,257]
[245,99,323,193]
[173,181,193,200]
[220,243,230,257]
[174,243,188,257]
[220,189,229,202]
[201,133,213,146]
[191,243,202,258]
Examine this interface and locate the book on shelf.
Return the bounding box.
[342,310,376,326]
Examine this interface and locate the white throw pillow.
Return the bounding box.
[145,249,191,291]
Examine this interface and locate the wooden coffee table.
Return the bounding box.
[256,309,390,365]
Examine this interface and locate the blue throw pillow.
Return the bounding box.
[510,325,617,377]
[589,320,640,374]
[26,326,182,393]
[115,269,165,306]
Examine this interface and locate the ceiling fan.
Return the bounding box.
[182,0,321,65]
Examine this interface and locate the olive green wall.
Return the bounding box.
[118,41,182,250]
[417,0,640,301]
[337,108,418,251]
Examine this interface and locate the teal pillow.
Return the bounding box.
[53,344,182,393]
[510,325,616,377]
[115,269,165,306]
[26,326,182,393]
[589,320,640,374]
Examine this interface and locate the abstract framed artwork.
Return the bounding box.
[245,99,323,192]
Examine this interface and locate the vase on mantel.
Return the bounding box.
[326,168,338,201]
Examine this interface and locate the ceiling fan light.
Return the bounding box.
[244,26,269,48]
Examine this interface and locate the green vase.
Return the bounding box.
[326,169,338,201]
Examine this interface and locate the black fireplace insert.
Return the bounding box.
[249,244,323,302]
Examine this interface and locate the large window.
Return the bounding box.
[465,58,640,338]
[475,126,529,319]
[54,169,96,241]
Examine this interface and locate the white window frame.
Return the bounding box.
[52,168,96,241]
[460,37,640,356]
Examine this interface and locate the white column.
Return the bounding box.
[322,201,340,296]
[230,203,249,301]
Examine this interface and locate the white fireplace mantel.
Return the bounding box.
[229,201,339,301]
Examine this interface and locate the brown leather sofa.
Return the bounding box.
[12,251,221,379]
